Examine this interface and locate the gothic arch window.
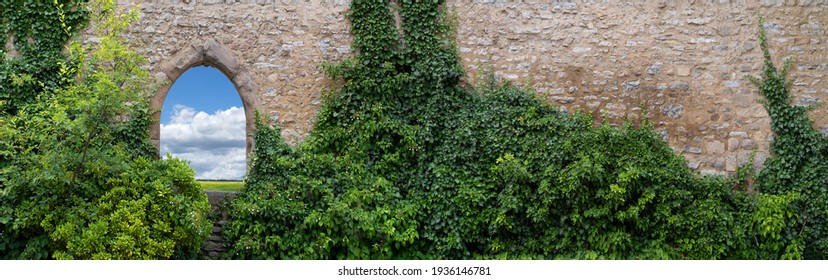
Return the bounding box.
[160,66,246,180]
[149,39,262,178]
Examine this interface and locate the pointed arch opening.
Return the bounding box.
[159,66,246,179]
[149,39,262,179]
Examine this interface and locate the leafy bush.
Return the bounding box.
[225,0,819,260]
[0,0,211,259]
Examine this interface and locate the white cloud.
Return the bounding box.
[160,105,247,180]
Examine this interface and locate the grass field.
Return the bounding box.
[198,180,245,191]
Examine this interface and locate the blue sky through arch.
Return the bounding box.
[160,66,242,124]
[160,66,247,180]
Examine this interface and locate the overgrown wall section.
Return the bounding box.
[453,0,827,175]
[122,0,828,174]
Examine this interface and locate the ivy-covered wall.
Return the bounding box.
[219,0,828,259]
[112,0,827,175]
[5,0,827,260]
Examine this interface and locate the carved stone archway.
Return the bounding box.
[149,39,262,164]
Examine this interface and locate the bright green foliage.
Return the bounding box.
[225,116,422,259]
[747,16,828,260]
[749,192,802,260]
[0,0,210,259]
[50,157,210,260]
[223,1,814,259]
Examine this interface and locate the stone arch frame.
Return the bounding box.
[149,39,262,166]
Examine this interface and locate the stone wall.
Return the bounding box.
[120,0,828,174]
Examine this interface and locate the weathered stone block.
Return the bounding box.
[797,95,819,107]
[622,80,640,91]
[668,81,689,91]
[706,141,725,154]
[713,158,726,169]
[724,80,740,88]
[160,44,204,79]
[660,104,684,118]
[700,169,725,176]
[741,139,757,150]
[688,161,701,169]
[728,138,740,152]
[203,242,225,252]
[204,39,241,77]
[676,66,691,77]
[551,96,575,104]
[726,156,738,172]
[683,146,702,154]
[728,131,747,138]
[761,0,784,7]
[647,62,663,75]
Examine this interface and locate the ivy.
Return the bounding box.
[0,0,90,115]
[747,16,828,260]
[225,1,810,260]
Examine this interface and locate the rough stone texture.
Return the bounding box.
[728,137,741,152]
[110,0,828,174]
[205,190,237,212]
[118,0,354,150]
[706,141,725,154]
[202,190,237,258]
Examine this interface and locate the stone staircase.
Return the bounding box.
[202,190,237,259]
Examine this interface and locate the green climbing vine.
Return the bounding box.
[224,2,824,260]
[747,16,828,260]
[1,0,90,115]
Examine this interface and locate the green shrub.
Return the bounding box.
[0,0,211,259]
[225,1,828,260]
[224,0,789,259]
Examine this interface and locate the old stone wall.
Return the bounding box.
[120,0,828,174]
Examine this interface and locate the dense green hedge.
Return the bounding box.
[223,1,822,259]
